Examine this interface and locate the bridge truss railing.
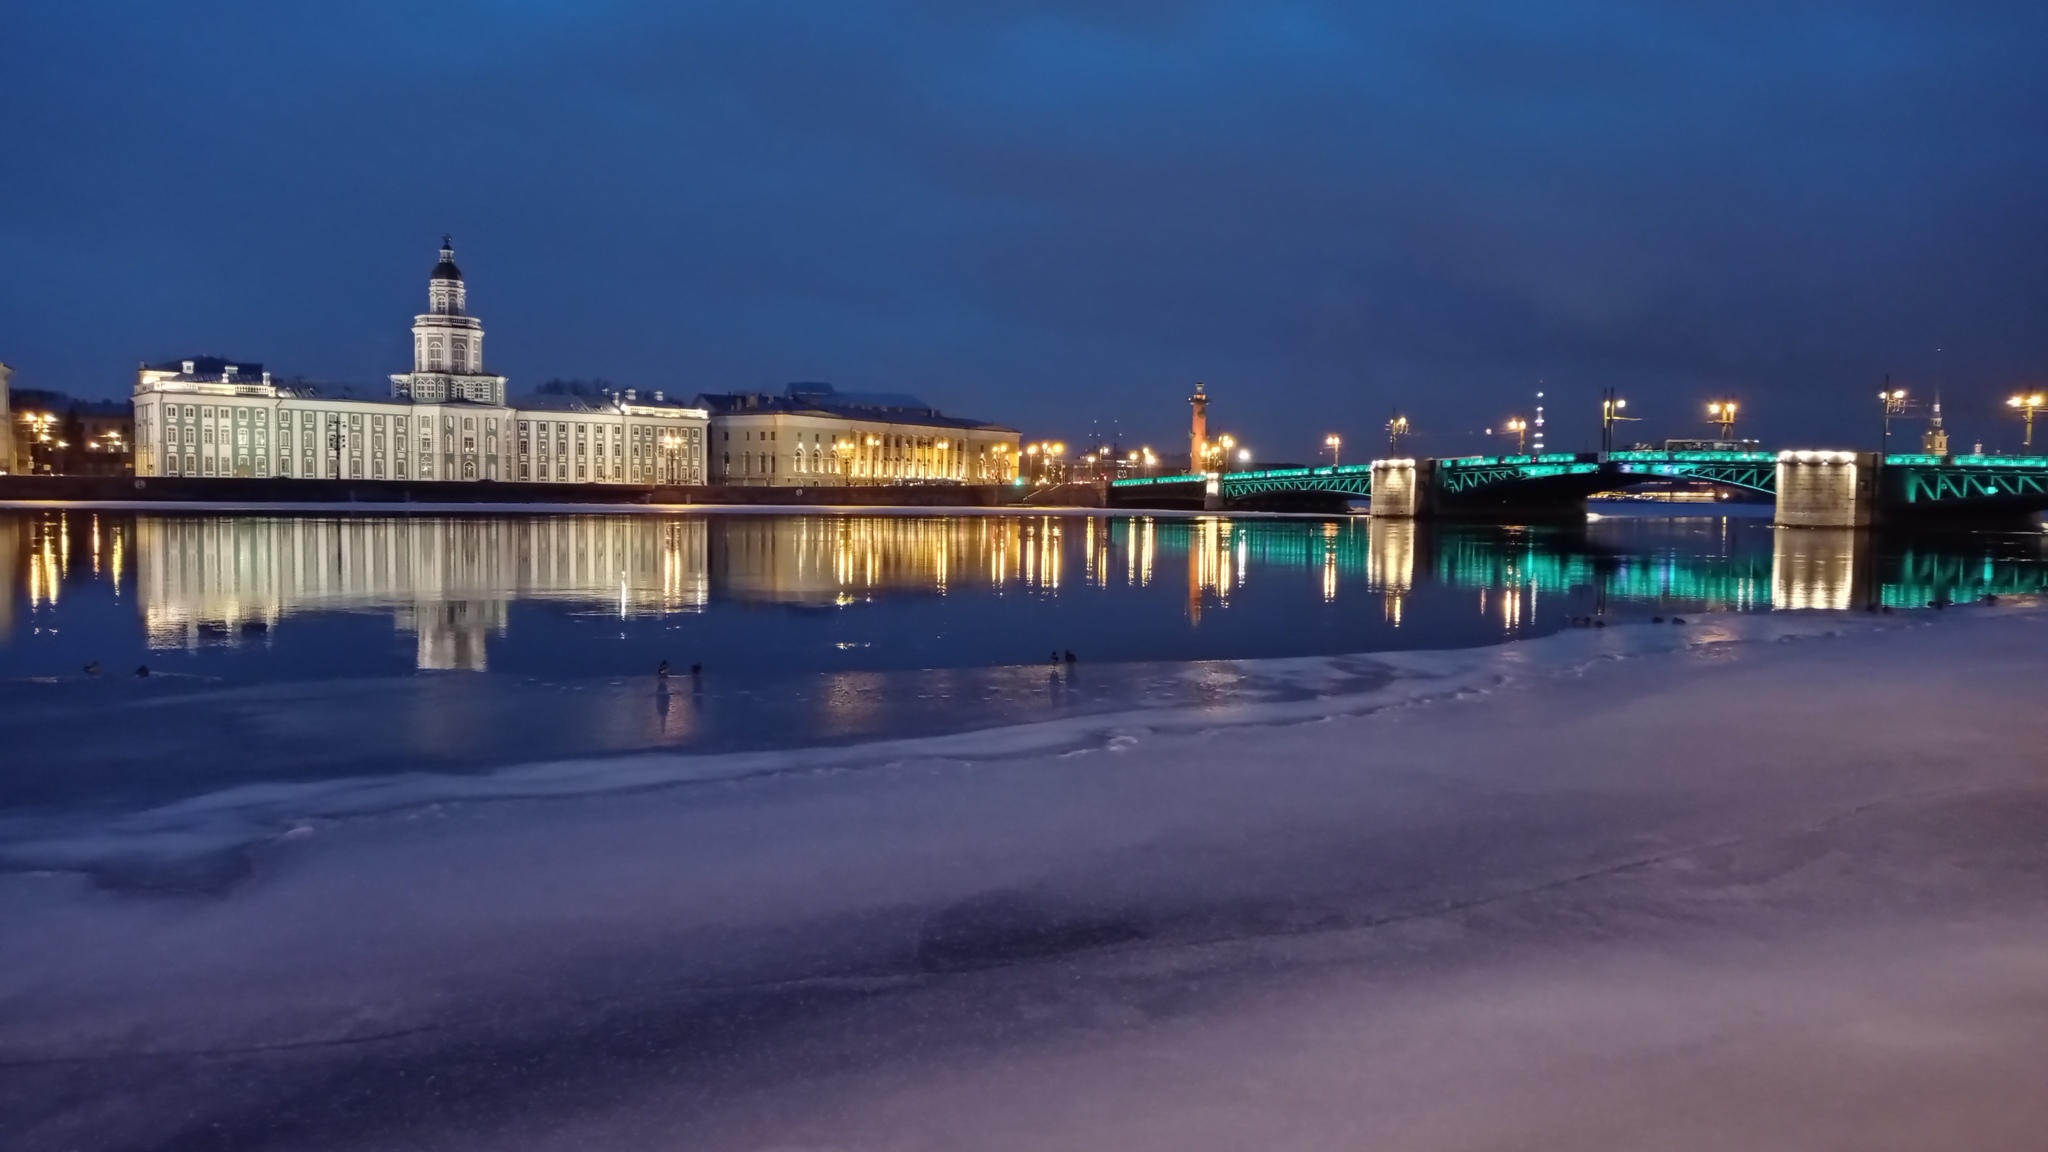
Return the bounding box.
[1882,454,2048,504]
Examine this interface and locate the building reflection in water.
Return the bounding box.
[137,517,713,670]
[10,511,2048,672]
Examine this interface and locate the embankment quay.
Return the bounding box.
[11,450,2048,529]
[0,474,1027,509]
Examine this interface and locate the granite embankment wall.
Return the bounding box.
[0,475,1028,509]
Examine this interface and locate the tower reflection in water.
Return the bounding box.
[6,512,2047,672]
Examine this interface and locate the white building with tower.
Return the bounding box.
[131,239,709,485]
[129,237,1016,489]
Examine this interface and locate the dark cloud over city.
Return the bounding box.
[3,1,2044,455]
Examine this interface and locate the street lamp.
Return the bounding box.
[1500,418,1528,455]
[1879,386,1909,453]
[1386,413,1409,453]
[1706,399,1739,439]
[1600,389,1636,453]
[2010,393,2047,450]
[1324,434,1341,467]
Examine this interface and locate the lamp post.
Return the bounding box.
[1501,418,1528,455]
[1879,385,1909,453]
[2008,393,2046,450]
[1324,434,1341,467]
[1706,399,1739,440]
[1599,389,1635,454]
[1386,413,1409,454]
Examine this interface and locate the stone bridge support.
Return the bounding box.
[1369,458,1425,518]
[1774,451,1879,528]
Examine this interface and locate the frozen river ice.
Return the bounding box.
[4,602,2047,1150]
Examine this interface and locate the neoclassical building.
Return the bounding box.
[130,239,1017,488]
[698,384,1019,487]
[132,240,710,485]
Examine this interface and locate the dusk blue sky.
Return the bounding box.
[4,1,2045,457]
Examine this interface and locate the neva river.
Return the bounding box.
[1,506,2045,816]
[7,507,2048,1152]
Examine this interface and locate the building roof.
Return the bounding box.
[695,382,1012,432]
[783,382,934,414]
[519,390,705,415]
[145,356,267,383]
[431,236,462,281]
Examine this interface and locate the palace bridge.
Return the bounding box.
[1107,449,2048,527]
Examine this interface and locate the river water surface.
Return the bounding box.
[2,506,2043,820]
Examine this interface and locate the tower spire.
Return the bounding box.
[1924,390,1949,456]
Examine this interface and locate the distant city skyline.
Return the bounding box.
[4,3,2046,459]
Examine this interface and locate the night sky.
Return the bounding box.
[4,2,2045,458]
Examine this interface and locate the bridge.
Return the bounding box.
[1106,450,2048,527]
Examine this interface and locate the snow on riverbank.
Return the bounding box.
[4,606,2047,1150]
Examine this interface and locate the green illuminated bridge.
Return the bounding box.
[1106,450,2048,526]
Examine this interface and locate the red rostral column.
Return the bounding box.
[1189,382,1209,472]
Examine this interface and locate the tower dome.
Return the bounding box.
[430,235,463,282]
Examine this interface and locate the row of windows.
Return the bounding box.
[716,452,998,478]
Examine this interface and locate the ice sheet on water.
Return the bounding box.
[5,604,2048,1150]
[0,606,1926,884]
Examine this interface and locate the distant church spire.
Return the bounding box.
[1924,392,1950,457]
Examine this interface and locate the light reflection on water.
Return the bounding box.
[2,508,2045,814]
[3,510,2047,677]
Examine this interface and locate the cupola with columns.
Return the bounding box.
[390,236,507,405]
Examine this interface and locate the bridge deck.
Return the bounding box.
[1105,451,2048,517]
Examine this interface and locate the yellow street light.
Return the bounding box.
[1502,417,1528,454]
[1599,390,1636,452]
[1386,413,1410,451]
[1706,399,1739,438]
[1879,387,1910,452]
[1324,433,1341,467]
[2009,392,2047,449]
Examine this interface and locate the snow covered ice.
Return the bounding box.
[5,607,2048,1150]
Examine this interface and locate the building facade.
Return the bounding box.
[132,242,710,485]
[697,384,1018,487]
[0,362,13,474]
[130,241,1016,489]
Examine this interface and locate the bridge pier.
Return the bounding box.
[1774,451,1878,528]
[1369,459,1424,518]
